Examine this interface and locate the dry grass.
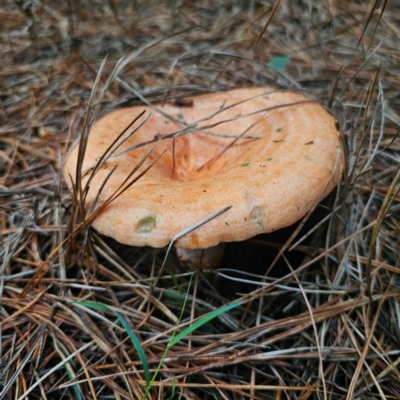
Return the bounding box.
[1,1,400,399]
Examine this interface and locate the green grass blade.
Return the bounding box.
[65,367,83,400]
[73,301,150,386]
[171,375,176,398]
[166,263,183,293]
[170,302,241,347]
[142,274,194,399]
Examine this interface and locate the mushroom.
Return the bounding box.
[63,87,342,269]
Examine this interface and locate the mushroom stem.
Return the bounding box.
[176,243,226,269]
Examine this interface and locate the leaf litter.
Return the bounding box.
[1,1,400,399]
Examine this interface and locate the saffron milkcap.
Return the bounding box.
[64,87,342,265]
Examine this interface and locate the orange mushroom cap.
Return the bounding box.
[64,87,342,250]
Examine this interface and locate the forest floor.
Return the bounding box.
[1,1,400,399]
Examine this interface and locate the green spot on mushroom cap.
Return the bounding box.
[250,207,264,231]
[136,216,156,234]
[164,120,170,124]
[242,162,251,167]
[275,127,282,132]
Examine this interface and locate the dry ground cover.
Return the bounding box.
[1,1,400,399]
